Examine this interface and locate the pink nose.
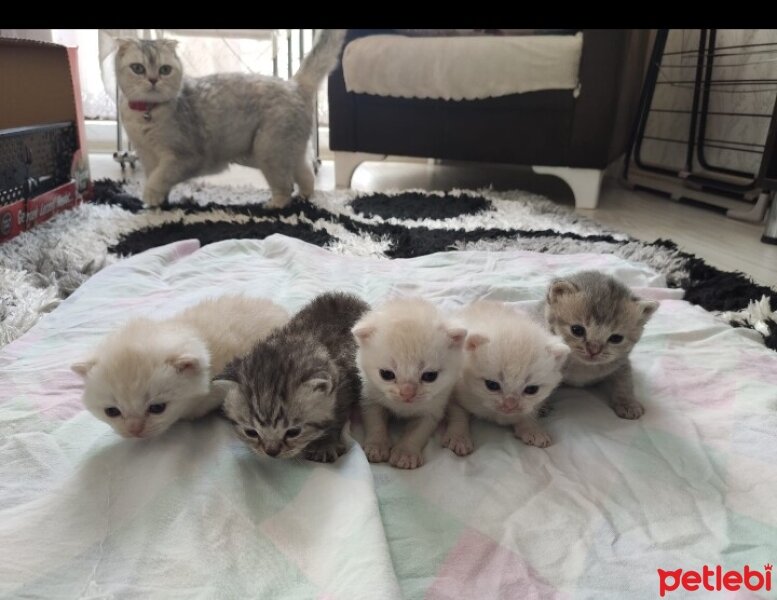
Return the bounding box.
[585,342,602,356]
[502,397,519,409]
[127,420,145,437]
[399,383,417,402]
[148,78,158,85]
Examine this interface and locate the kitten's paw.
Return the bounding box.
[612,400,645,420]
[442,432,474,456]
[389,446,424,469]
[514,426,553,448]
[304,442,346,463]
[363,441,391,463]
[143,188,167,208]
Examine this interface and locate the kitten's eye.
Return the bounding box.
[570,325,586,337]
[379,369,395,381]
[159,65,173,76]
[244,428,259,438]
[523,385,539,395]
[608,334,624,344]
[104,407,121,418]
[420,371,438,383]
[148,403,166,415]
[484,379,501,392]
[129,63,146,75]
[285,427,301,439]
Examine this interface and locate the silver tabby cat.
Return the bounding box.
[115,30,346,208]
[544,271,659,419]
[215,292,369,463]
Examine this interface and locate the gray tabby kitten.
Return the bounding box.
[215,292,369,463]
[544,271,659,419]
[115,30,346,208]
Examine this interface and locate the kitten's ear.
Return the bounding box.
[547,279,579,304]
[447,327,468,349]
[211,379,240,404]
[304,374,334,395]
[352,322,376,345]
[637,300,660,324]
[547,341,571,367]
[167,354,202,375]
[71,359,97,378]
[465,333,490,352]
[219,382,246,421]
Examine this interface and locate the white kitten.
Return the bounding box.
[442,301,570,455]
[352,297,466,469]
[72,295,288,439]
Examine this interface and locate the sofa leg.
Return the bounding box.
[334,152,387,188]
[532,166,604,209]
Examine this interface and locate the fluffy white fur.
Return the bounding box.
[72,295,289,439]
[352,297,466,469]
[115,30,346,208]
[442,301,570,455]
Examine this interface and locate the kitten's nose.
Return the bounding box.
[585,342,602,356]
[265,445,280,457]
[127,419,145,437]
[399,383,417,402]
[148,78,158,85]
[502,396,519,410]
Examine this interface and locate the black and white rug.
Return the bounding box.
[2,179,775,349]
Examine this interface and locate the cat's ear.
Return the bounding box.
[447,327,468,348]
[465,333,489,352]
[217,381,245,421]
[304,374,334,395]
[158,39,179,51]
[114,38,135,53]
[167,354,202,375]
[352,322,376,345]
[71,359,97,378]
[637,300,659,324]
[547,341,571,367]
[212,379,240,403]
[547,279,579,304]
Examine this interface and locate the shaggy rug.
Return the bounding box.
[1,179,775,349]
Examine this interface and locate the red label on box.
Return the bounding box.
[23,181,80,226]
[0,181,82,242]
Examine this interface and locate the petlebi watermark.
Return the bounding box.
[658,564,772,597]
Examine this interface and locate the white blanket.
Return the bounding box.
[1,235,775,599]
[342,33,583,100]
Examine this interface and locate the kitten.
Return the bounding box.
[544,270,659,419]
[352,298,466,469]
[442,301,570,455]
[216,292,369,463]
[115,30,346,208]
[72,296,289,439]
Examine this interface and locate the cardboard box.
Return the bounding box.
[0,37,93,243]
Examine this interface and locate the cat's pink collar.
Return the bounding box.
[128,101,158,112]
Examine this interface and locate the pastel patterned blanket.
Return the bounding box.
[1,235,775,599]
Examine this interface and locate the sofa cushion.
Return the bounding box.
[342,33,584,101]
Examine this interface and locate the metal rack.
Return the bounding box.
[625,29,777,222]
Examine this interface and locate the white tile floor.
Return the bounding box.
[90,153,777,288]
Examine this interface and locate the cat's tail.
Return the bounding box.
[293,29,347,102]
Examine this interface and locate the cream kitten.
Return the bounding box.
[115,30,345,208]
[442,301,570,455]
[352,298,466,469]
[72,295,288,439]
[544,270,659,419]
